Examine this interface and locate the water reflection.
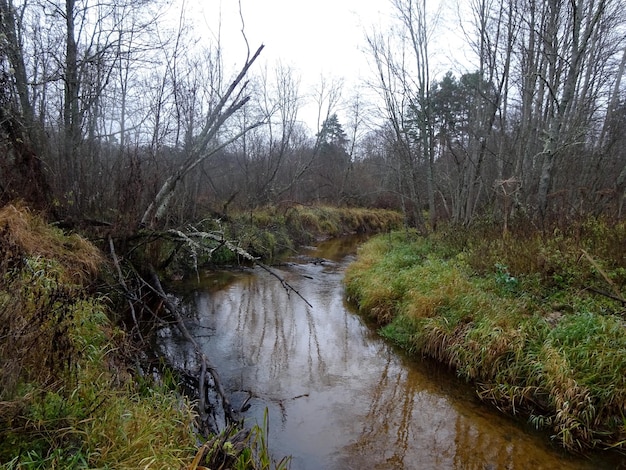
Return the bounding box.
[159,238,613,470]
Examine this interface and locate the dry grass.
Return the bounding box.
[0,203,102,285]
[211,205,403,265]
[344,222,626,453]
[0,203,200,468]
[0,203,292,469]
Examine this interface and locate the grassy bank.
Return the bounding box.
[202,205,403,264]
[0,204,198,468]
[0,204,288,469]
[344,221,626,453]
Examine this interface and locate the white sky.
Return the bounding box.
[178,0,472,131]
[194,1,389,79]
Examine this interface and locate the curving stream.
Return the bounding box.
[158,236,619,470]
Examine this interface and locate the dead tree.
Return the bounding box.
[140,45,265,228]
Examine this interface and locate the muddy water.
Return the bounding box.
[158,237,618,470]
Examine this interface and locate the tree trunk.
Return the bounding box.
[140,45,264,228]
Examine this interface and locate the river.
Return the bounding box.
[157,236,620,469]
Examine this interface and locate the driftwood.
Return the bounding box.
[107,227,313,435]
[107,234,236,433]
[146,265,237,433]
[108,236,145,344]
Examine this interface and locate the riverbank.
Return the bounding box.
[0,204,292,469]
[344,220,626,454]
[0,204,201,468]
[0,203,401,468]
[203,204,403,261]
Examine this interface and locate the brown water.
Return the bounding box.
[158,237,622,470]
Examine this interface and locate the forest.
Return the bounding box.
[2,0,626,466]
[1,0,624,230]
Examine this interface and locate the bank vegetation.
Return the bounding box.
[0,203,296,469]
[2,0,626,464]
[0,202,400,468]
[345,218,626,454]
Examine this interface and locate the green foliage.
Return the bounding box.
[344,219,626,453]
[494,263,519,294]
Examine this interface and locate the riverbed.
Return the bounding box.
[158,237,619,469]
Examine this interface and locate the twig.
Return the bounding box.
[581,249,625,304]
[146,265,237,432]
[586,287,626,306]
[168,228,313,308]
[108,236,144,344]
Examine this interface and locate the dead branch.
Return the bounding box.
[146,265,237,433]
[140,45,265,228]
[108,224,313,435]
[108,235,144,344]
[581,249,625,304]
[586,287,626,306]
[168,227,313,308]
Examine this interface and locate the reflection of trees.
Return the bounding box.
[159,257,580,470]
[337,349,457,469]
[337,351,570,469]
[210,267,328,391]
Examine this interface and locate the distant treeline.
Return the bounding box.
[1,0,625,231]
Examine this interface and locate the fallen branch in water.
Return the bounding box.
[146,264,237,433]
[168,227,313,308]
[106,225,313,435]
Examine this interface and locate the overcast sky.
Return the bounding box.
[191,1,388,79]
[179,0,472,131]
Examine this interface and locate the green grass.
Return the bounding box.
[0,204,291,469]
[344,220,626,453]
[0,245,198,468]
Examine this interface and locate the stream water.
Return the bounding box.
[158,236,620,469]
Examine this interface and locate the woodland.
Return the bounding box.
[1,0,626,466]
[0,0,625,230]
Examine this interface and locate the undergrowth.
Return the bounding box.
[210,205,403,264]
[344,219,626,453]
[0,203,290,469]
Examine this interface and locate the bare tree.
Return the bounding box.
[365,26,425,227]
[393,0,441,227]
[244,61,303,207]
[533,0,615,219]
[139,44,265,227]
[450,0,517,225]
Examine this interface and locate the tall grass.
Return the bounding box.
[344,219,626,453]
[0,204,199,468]
[218,205,403,263]
[0,204,290,469]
